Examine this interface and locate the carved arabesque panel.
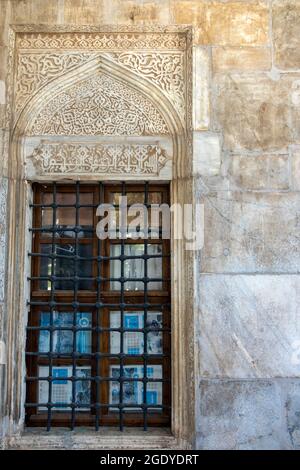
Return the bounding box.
[29,72,169,136]
[15,52,98,114]
[16,32,187,51]
[107,52,185,119]
[27,142,171,177]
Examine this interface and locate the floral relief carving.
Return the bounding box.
[108,52,185,119]
[27,142,170,177]
[29,72,169,136]
[0,178,8,302]
[15,52,98,114]
[16,32,186,51]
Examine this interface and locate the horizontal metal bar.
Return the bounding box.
[28,253,169,261]
[25,402,170,409]
[26,376,169,383]
[26,352,170,358]
[28,302,170,308]
[27,326,170,333]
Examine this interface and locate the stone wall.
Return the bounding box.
[1,0,300,450]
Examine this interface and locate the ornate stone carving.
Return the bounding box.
[0,178,7,302]
[29,72,169,136]
[16,32,186,51]
[108,52,185,118]
[15,52,98,114]
[27,142,170,177]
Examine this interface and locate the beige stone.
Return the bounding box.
[201,191,300,273]
[229,154,289,190]
[214,74,300,152]
[11,0,59,24]
[64,0,103,24]
[212,47,271,73]
[0,47,8,82]
[273,0,300,70]
[172,0,208,43]
[0,0,12,46]
[111,0,170,24]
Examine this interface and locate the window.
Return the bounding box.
[25,182,171,430]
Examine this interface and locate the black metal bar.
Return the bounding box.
[119,181,126,431]
[46,182,57,431]
[143,181,149,431]
[27,182,170,430]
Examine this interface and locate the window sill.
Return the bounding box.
[6,427,187,450]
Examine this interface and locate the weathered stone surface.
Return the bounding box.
[12,0,59,24]
[228,154,289,190]
[173,1,269,46]
[291,148,300,190]
[172,1,207,43]
[214,74,300,152]
[0,0,11,47]
[197,380,284,450]
[193,131,221,176]
[273,0,300,70]
[64,0,103,24]
[212,47,271,73]
[285,381,300,449]
[193,46,210,130]
[111,0,170,24]
[198,274,300,378]
[0,47,8,82]
[201,191,300,273]
[204,2,269,46]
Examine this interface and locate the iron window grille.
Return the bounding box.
[25,181,171,431]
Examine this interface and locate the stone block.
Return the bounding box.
[12,0,59,24]
[109,0,170,24]
[212,46,271,73]
[64,0,103,24]
[273,0,300,70]
[0,0,11,47]
[214,74,300,152]
[193,46,210,130]
[285,381,300,449]
[198,274,300,378]
[193,131,221,176]
[291,148,300,190]
[228,153,289,190]
[201,191,300,273]
[197,379,283,449]
[205,2,269,46]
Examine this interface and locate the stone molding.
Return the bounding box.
[26,141,171,178]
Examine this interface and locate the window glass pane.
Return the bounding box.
[109,365,162,411]
[39,312,92,353]
[110,244,162,291]
[110,311,163,354]
[110,192,162,205]
[40,243,93,290]
[41,192,93,238]
[38,366,91,411]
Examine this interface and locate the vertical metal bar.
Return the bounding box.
[47,182,57,431]
[143,181,149,431]
[119,181,126,431]
[71,181,80,430]
[95,182,103,430]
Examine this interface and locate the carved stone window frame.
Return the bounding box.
[3,25,201,450]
